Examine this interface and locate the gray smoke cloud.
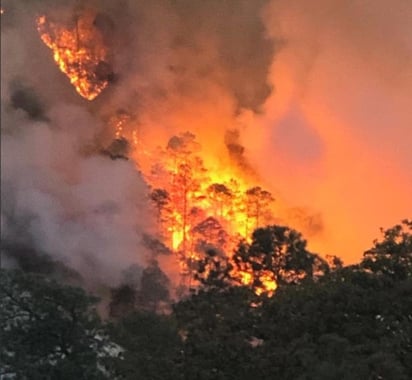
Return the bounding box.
[0,0,276,284]
[1,1,155,284]
[0,100,152,283]
[97,0,275,111]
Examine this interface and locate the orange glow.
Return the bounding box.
[36,11,111,100]
[125,126,278,294]
[238,270,277,296]
[146,144,276,295]
[32,1,412,296]
[253,1,412,265]
[249,43,412,264]
[258,271,277,296]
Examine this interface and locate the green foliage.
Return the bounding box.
[0,270,115,379]
[108,312,183,380]
[173,286,260,380]
[167,221,412,379]
[2,220,411,379]
[255,271,412,379]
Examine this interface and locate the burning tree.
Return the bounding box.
[245,186,275,235]
[191,217,229,254]
[206,183,233,219]
[36,8,113,100]
[34,4,280,294]
[150,188,171,234]
[140,131,281,293]
[163,132,207,252]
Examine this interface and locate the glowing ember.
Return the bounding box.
[36,11,112,100]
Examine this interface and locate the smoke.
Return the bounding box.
[1,0,276,284]
[247,0,412,261]
[1,2,154,284]
[1,101,152,283]
[2,0,410,283]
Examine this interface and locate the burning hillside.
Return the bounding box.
[1,0,284,295]
[33,7,280,293]
[1,0,411,295]
[36,9,113,100]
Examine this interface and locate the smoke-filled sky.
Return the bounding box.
[254,0,412,260]
[1,0,411,282]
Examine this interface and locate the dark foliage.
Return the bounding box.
[108,312,183,380]
[0,270,115,379]
[361,219,412,280]
[2,221,411,379]
[233,225,329,292]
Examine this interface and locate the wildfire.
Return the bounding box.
[136,131,278,294]
[102,110,279,295]
[36,9,278,296]
[36,10,112,100]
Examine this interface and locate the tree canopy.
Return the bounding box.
[1,220,411,379]
[0,270,118,379]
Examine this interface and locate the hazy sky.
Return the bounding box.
[244,0,412,261]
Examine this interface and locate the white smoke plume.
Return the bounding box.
[1,1,154,284]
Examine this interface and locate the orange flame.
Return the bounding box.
[35,10,277,295]
[132,130,278,295]
[36,11,111,100]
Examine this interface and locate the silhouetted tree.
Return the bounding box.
[361,219,412,280]
[207,183,233,219]
[326,254,344,272]
[173,286,258,380]
[149,188,171,231]
[191,217,228,253]
[193,248,234,290]
[244,186,274,233]
[256,267,412,380]
[137,261,170,313]
[233,225,329,293]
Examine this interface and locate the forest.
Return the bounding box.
[1,219,411,379]
[1,1,412,379]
